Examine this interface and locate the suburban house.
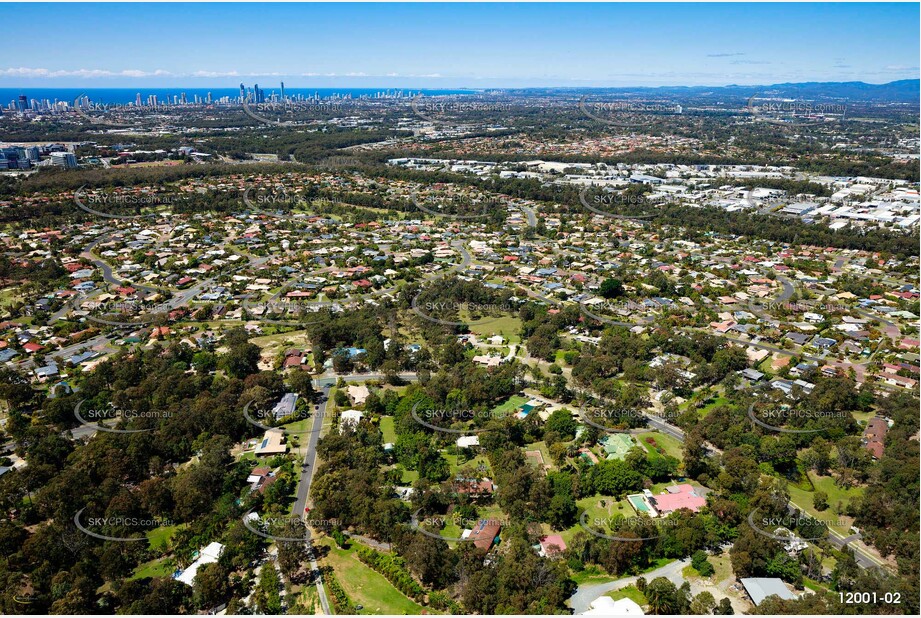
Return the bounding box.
[582,596,644,615]
[272,393,299,420]
[347,384,370,405]
[174,542,225,586]
[339,409,364,429]
[649,484,707,515]
[862,417,889,459]
[465,519,502,551]
[453,477,496,498]
[538,534,567,557]
[254,428,287,456]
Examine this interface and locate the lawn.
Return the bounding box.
[146,523,185,552]
[560,494,632,544]
[490,395,530,416]
[250,329,312,355]
[699,395,729,417]
[281,417,313,434]
[0,287,23,308]
[448,453,491,476]
[682,550,732,584]
[318,539,425,615]
[785,472,865,535]
[380,416,397,444]
[606,585,647,606]
[570,566,617,586]
[637,431,684,461]
[466,315,522,344]
[130,557,174,580]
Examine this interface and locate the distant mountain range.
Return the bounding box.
[521,80,920,103]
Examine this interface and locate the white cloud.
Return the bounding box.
[0,67,175,78]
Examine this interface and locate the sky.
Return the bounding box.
[2,3,918,88]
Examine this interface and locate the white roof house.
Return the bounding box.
[340,409,364,429]
[175,542,224,586]
[456,435,480,448]
[582,596,644,615]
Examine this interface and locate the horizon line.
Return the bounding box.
[1,78,918,91]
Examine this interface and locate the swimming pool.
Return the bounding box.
[628,494,650,512]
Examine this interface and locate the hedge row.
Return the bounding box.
[356,546,426,601]
[324,572,356,614]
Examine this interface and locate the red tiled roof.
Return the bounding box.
[651,484,706,514]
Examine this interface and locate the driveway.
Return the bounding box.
[568,558,689,614]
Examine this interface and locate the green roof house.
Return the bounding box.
[600,433,636,460]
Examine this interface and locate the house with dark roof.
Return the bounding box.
[862,417,888,459]
[467,519,502,551]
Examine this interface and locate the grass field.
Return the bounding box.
[636,431,684,461]
[570,566,618,586]
[281,417,313,435]
[466,315,522,344]
[699,395,730,417]
[448,453,491,476]
[490,395,529,416]
[318,539,425,615]
[251,329,312,354]
[0,287,23,308]
[130,557,174,580]
[786,472,865,535]
[606,585,647,606]
[560,494,631,544]
[146,524,184,552]
[380,416,397,444]
[682,550,732,584]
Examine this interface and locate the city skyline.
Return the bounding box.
[2,3,918,88]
